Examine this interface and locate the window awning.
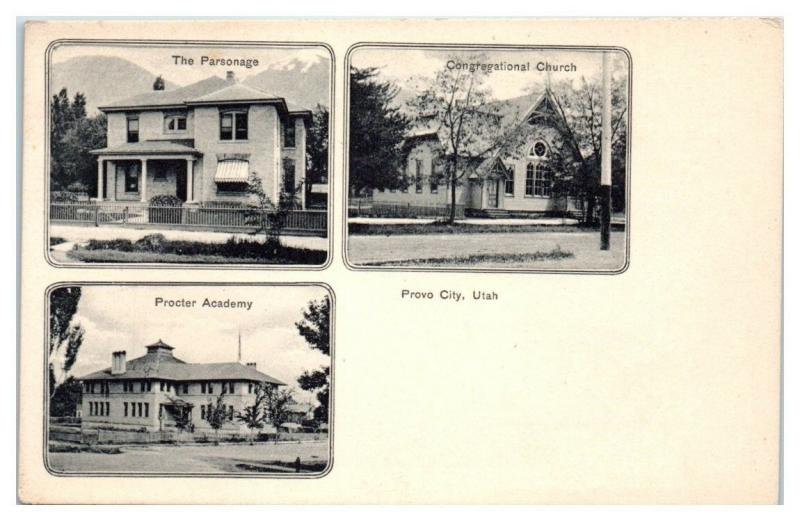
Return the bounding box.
[214,160,249,183]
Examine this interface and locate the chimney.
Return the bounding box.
[111,351,127,375]
[246,362,256,369]
[226,71,236,83]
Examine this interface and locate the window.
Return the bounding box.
[144,403,149,418]
[248,383,253,394]
[130,402,135,416]
[126,116,139,143]
[201,405,206,420]
[431,160,442,193]
[505,165,515,196]
[183,384,189,394]
[415,159,423,193]
[201,383,206,394]
[525,163,535,196]
[124,403,128,417]
[534,163,552,197]
[160,382,164,392]
[530,140,548,158]
[140,381,145,392]
[228,382,235,394]
[283,158,296,192]
[228,405,234,420]
[124,165,139,194]
[208,383,214,394]
[164,113,187,133]
[137,403,143,417]
[105,402,110,416]
[220,110,248,141]
[284,120,296,148]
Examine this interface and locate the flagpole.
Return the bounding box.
[600,51,612,251]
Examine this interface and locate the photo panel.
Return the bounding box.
[46,41,333,269]
[345,45,631,273]
[45,283,334,477]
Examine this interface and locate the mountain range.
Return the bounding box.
[50,55,331,114]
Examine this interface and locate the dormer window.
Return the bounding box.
[220,109,248,141]
[164,113,187,133]
[126,115,139,143]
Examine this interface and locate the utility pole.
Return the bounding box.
[600,51,613,251]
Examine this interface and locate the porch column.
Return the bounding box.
[108,161,116,201]
[96,159,104,201]
[186,158,194,202]
[140,158,148,202]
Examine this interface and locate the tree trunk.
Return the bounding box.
[584,196,596,226]
[448,158,458,225]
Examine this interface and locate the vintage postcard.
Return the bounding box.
[46,41,332,268]
[345,45,630,272]
[19,19,782,505]
[45,283,333,476]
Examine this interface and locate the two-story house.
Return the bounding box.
[371,89,584,216]
[78,339,285,435]
[91,71,311,209]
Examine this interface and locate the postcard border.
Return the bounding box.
[341,42,633,275]
[42,281,336,480]
[43,38,336,271]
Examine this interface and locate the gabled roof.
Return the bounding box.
[79,341,285,385]
[186,83,284,105]
[90,140,201,157]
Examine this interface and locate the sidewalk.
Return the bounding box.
[50,224,328,251]
[348,217,581,226]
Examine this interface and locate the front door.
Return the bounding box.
[487,179,499,208]
[175,163,187,202]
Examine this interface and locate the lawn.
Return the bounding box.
[47,440,331,475]
[66,233,327,265]
[348,231,628,271]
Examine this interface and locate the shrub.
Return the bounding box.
[149,194,183,207]
[51,191,79,203]
[134,233,167,253]
[85,238,134,252]
[66,181,89,193]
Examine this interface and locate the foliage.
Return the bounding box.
[262,385,294,433]
[153,75,165,91]
[408,54,521,223]
[49,377,82,417]
[244,172,303,257]
[149,194,183,207]
[237,385,268,443]
[205,390,232,440]
[349,66,411,194]
[49,286,84,397]
[50,191,79,203]
[548,72,629,222]
[50,88,107,192]
[172,404,193,438]
[296,295,331,422]
[306,105,329,188]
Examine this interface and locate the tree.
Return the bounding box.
[205,390,232,443]
[349,66,411,195]
[244,172,298,257]
[49,287,84,398]
[296,295,331,423]
[50,88,107,192]
[153,75,165,91]
[172,404,194,443]
[306,104,329,187]
[263,385,294,440]
[409,55,521,224]
[548,73,628,223]
[236,387,267,444]
[49,377,82,417]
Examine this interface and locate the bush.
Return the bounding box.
[149,194,184,224]
[66,181,89,193]
[134,233,167,253]
[85,238,134,251]
[51,191,79,203]
[149,194,183,206]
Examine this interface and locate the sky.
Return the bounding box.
[350,47,629,101]
[62,285,331,405]
[51,43,331,86]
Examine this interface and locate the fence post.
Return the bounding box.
[94,205,99,227]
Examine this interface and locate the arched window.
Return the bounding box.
[525,162,553,197]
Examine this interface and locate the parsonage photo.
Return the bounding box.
[47,42,331,266]
[346,46,630,272]
[46,284,333,476]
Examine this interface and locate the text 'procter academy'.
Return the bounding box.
[154,297,254,310]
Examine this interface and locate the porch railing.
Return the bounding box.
[50,202,327,236]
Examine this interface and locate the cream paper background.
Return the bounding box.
[19,19,782,504]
